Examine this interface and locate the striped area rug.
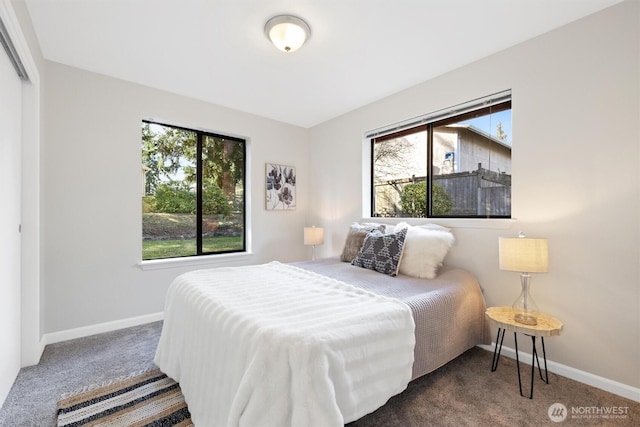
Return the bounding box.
[57,369,192,426]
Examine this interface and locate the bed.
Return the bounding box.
[155,223,490,426]
[293,257,490,381]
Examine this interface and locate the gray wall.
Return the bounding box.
[309,1,639,388]
[42,62,312,333]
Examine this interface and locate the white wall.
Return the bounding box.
[11,0,44,368]
[0,0,43,406]
[310,0,639,389]
[0,24,23,405]
[42,62,311,333]
[0,0,42,412]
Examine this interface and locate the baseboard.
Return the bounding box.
[45,312,164,345]
[20,335,47,368]
[478,344,640,403]
[38,335,46,361]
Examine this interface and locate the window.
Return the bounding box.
[141,121,246,260]
[371,91,512,218]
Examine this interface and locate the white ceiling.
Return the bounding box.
[25,0,622,128]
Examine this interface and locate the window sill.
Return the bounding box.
[138,252,255,271]
[427,218,515,230]
[362,217,515,230]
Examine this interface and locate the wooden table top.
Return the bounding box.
[486,306,563,337]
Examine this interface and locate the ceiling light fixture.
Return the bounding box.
[264,15,311,53]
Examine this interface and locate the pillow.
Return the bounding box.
[398,224,454,279]
[351,227,408,276]
[340,223,386,262]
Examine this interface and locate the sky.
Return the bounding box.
[461,109,512,145]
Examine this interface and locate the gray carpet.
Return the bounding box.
[0,322,161,427]
[0,321,637,426]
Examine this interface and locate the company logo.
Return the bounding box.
[548,403,568,422]
[548,403,630,422]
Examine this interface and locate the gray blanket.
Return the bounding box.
[293,257,491,380]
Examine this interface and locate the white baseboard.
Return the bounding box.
[38,335,46,361]
[44,312,164,345]
[478,344,640,403]
[21,335,49,369]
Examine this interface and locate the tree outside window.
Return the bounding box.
[141,121,246,260]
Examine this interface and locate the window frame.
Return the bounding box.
[141,120,247,260]
[369,91,512,219]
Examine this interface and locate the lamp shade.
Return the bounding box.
[304,226,324,246]
[499,237,548,273]
[265,15,311,53]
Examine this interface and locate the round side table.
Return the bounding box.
[485,306,563,399]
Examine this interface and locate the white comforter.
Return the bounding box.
[154,262,415,427]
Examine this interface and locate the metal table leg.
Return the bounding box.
[540,337,549,384]
[514,334,550,399]
[491,327,506,372]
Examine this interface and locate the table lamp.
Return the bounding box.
[499,233,549,326]
[304,226,324,260]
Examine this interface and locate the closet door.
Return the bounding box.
[0,35,22,405]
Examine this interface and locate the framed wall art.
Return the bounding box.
[265,163,296,210]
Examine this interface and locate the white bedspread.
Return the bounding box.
[154,262,415,427]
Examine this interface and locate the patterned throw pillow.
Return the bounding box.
[351,227,408,276]
[340,223,386,262]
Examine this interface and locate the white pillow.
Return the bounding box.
[398,224,455,279]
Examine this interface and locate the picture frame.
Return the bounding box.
[265,163,296,210]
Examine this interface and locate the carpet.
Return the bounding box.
[56,368,192,427]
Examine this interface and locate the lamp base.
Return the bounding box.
[514,313,538,326]
[512,273,539,326]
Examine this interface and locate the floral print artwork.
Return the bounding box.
[266,163,296,210]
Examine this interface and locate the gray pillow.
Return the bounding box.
[351,228,408,276]
[340,223,385,262]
